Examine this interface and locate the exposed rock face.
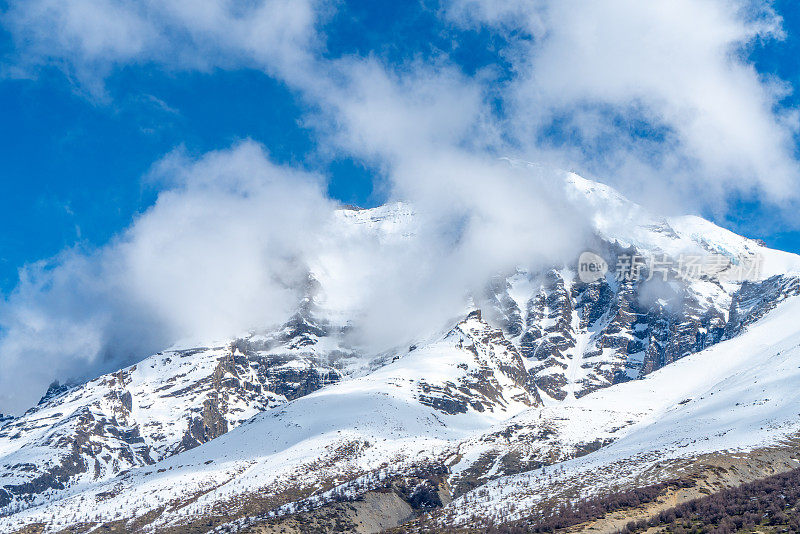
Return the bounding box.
[37,382,73,405]
[0,310,353,514]
[416,310,541,416]
[481,249,797,401]
[725,275,800,337]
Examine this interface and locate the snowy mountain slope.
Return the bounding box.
[2,168,800,532]
[333,201,416,238]
[0,312,542,532]
[0,204,421,519]
[481,264,800,402]
[0,306,353,513]
[438,291,800,527]
[4,284,800,533]
[477,165,800,401]
[416,275,800,500]
[561,168,798,276]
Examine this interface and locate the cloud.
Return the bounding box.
[1,0,800,414]
[5,0,797,207]
[0,4,593,411]
[447,0,800,209]
[288,55,591,346]
[0,137,590,414]
[2,0,322,97]
[0,141,335,413]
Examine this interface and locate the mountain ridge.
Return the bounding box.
[2,168,800,532]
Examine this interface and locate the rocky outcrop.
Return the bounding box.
[481,248,795,401]
[416,310,541,416]
[0,309,353,515]
[724,275,800,338]
[37,381,72,405]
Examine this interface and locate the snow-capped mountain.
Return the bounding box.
[0,311,542,531]
[0,301,353,513]
[2,167,800,533]
[434,288,800,530]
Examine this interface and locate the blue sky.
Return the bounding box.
[1,1,800,293]
[0,0,507,291]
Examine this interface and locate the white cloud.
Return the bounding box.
[0,137,590,414]
[298,58,591,349]
[6,0,797,205]
[448,0,800,207]
[2,0,800,413]
[0,141,335,413]
[3,0,321,97]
